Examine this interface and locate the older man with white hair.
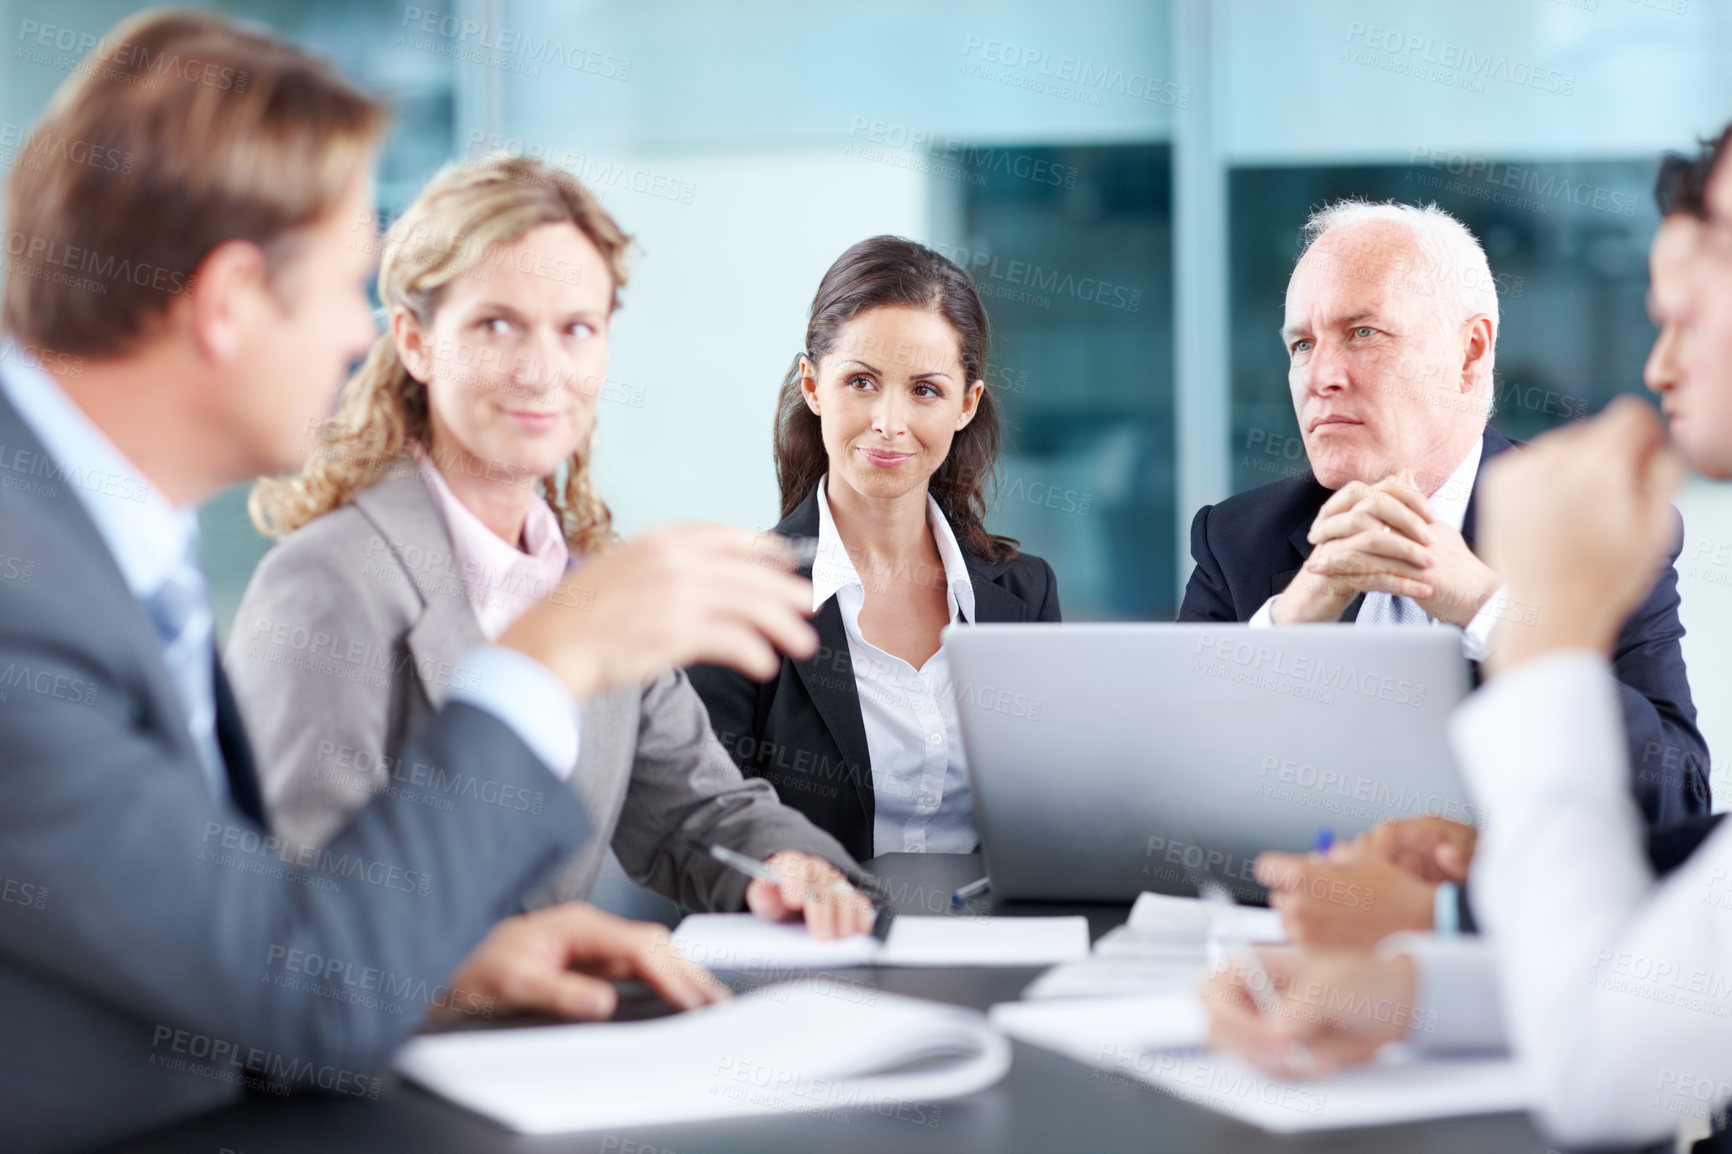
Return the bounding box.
[1180,199,1708,947]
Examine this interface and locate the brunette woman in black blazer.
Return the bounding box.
[690,237,1061,863]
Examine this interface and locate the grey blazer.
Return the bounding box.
[225,472,861,913]
[0,389,592,1153]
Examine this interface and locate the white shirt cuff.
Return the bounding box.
[1248,595,1278,628]
[446,645,581,779]
[1460,586,1537,663]
[1449,650,1624,811]
[1378,932,1507,1053]
[1433,881,1461,935]
[1459,587,1504,662]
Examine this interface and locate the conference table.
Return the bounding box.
[109,853,1577,1154]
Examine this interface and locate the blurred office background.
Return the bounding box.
[5,0,1732,800]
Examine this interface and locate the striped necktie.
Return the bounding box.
[142,538,228,801]
[1357,591,1430,627]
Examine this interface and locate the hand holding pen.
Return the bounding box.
[1198,882,1318,1077]
[709,845,881,941]
[1199,880,1421,1080]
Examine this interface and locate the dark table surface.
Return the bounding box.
[108,853,1560,1154]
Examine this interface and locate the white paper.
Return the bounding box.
[1129,1048,1531,1132]
[669,914,881,972]
[991,992,1210,1054]
[397,986,1012,1135]
[669,914,1090,971]
[1091,925,1212,960]
[1017,896,1279,1001]
[1128,891,1285,943]
[992,995,1529,1133]
[883,916,1091,966]
[1022,957,1206,1000]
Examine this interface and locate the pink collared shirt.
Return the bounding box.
[416,454,571,641]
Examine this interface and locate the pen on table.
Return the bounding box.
[706,844,894,936]
[1198,881,1316,1077]
[950,876,991,906]
[708,843,837,893]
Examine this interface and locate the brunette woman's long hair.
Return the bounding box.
[773,235,1018,563]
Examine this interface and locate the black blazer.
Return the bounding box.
[1178,426,1711,825]
[689,489,1062,862]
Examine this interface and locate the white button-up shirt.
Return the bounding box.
[1371,651,1730,1146]
[1439,653,1730,1146]
[811,476,977,855]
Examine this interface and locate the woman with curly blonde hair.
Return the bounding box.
[228,154,871,938]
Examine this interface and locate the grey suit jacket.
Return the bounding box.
[0,393,593,1154]
[225,471,861,913]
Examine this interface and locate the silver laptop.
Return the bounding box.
[945,623,1473,902]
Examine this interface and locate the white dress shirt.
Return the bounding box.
[0,343,580,786]
[812,475,978,855]
[1442,652,1732,1145]
[1376,931,1505,1054]
[1247,436,1509,662]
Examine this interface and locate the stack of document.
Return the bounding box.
[398,986,1012,1134]
[1023,891,1283,1000]
[669,913,1091,971]
[994,892,1532,1132]
[992,996,1530,1132]
[1120,890,1286,942]
[1125,1048,1532,1132]
[991,991,1210,1053]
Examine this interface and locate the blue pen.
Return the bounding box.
[1312,827,1335,854]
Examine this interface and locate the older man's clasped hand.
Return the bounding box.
[1272,470,1501,628]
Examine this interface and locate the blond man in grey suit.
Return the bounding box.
[228,154,871,938]
[0,14,836,1147]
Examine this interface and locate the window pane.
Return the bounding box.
[1229,158,1660,495]
[960,143,1174,619]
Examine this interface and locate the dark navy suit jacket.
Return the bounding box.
[1178,426,1710,826]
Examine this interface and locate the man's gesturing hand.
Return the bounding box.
[1479,397,1685,675]
[1359,816,1476,885]
[447,903,730,1021]
[500,526,818,703]
[1255,845,1437,949]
